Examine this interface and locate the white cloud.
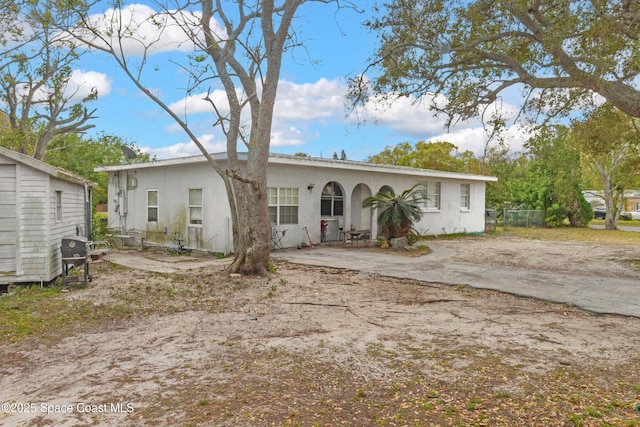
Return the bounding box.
[425,127,488,155]
[358,93,457,135]
[424,124,532,157]
[148,134,226,159]
[271,125,306,147]
[79,3,226,57]
[163,78,347,147]
[138,74,530,159]
[65,70,112,101]
[350,87,531,156]
[0,69,111,109]
[167,89,228,116]
[167,78,346,121]
[274,78,345,120]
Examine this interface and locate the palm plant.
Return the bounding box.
[362,184,428,239]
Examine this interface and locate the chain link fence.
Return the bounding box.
[485,209,497,231]
[503,209,545,229]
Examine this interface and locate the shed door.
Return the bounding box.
[0,165,17,274]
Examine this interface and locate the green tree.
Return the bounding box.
[368,141,476,172]
[484,127,591,227]
[0,0,97,160]
[367,142,414,166]
[482,147,521,210]
[571,104,640,229]
[353,0,640,127]
[362,184,428,239]
[525,126,592,227]
[42,133,154,208]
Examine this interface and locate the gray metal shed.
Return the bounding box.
[0,146,96,286]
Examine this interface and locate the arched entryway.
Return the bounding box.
[350,183,373,232]
[320,181,344,241]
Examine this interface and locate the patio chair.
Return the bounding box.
[271,224,286,251]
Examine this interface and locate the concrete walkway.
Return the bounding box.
[109,252,230,274]
[272,245,640,318]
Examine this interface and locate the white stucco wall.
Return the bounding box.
[101,154,496,253]
[107,160,232,253]
[266,161,487,247]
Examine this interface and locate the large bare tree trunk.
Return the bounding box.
[228,178,271,275]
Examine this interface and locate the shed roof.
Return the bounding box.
[95,152,498,183]
[0,146,98,188]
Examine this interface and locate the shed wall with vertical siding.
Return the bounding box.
[0,149,91,285]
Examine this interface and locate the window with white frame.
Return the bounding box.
[147,190,159,222]
[189,188,203,225]
[424,181,441,210]
[268,187,299,225]
[460,183,471,209]
[55,191,62,221]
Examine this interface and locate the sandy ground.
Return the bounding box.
[430,233,640,279]
[1,235,639,426]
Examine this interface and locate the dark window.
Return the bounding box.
[321,182,344,217]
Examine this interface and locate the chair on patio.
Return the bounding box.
[271,224,286,251]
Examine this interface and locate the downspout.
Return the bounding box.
[85,181,92,240]
[114,171,127,232]
[85,180,92,279]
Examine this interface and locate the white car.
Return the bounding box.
[621,210,640,220]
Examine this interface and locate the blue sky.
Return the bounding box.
[70,2,528,161]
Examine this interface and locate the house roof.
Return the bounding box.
[95,152,498,183]
[0,145,98,188]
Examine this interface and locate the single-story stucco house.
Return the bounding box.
[96,152,497,254]
[0,146,96,286]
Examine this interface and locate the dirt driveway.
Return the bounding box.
[1,235,640,426]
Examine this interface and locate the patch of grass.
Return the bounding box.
[0,286,96,343]
[568,413,584,426]
[266,262,277,273]
[497,227,640,245]
[591,218,640,227]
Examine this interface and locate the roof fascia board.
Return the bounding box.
[96,151,497,182]
[268,154,498,182]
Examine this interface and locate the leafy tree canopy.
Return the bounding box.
[42,132,154,207]
[355,0,640,128]
[0,0,97,160]
[367,127,594,227]
[367,140,476,172]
